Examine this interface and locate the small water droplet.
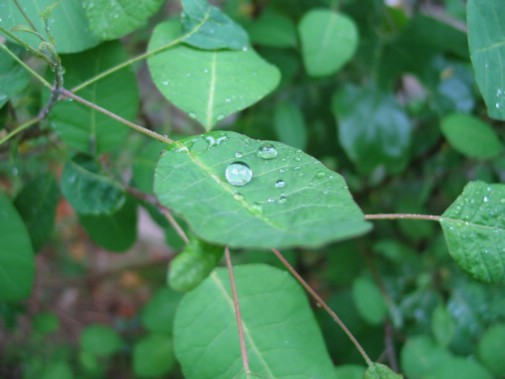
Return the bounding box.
[278,195,287,204]
[294,156,301,162]
[275,180,286,189]
[225,162,253,187]
[235,152,243,158]
[188,112,197,119]
[316,172,325,179]
[175,146,189,153]
[162,80,169,85]
[257,143,278,160]
[251,202,263,214]
[217,114,225,121]
[267,198,275,203]
[242,46,248,52]
[484,196,489,203]
[233,192,244,201]
[279,168,287,173]
[225,98,231,103]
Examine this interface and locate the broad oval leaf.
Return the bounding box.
[141,288,182,335]
[431,304,455,347]
[147,21,280,130]
[440,113,502,159]
[50,41,139,154]
[174,264,336,379]
[154,131,371,249]
[80,324,122,357]
[440,181,505,283]
[169,236,223,292]
[0,45,30,108]
[40,361,74,379]
[477,323,505,376]
[274,101,308,150]
[332,86,412,173]
[14,173,59,252]
[33,312,60,335]
[468,0,505,120]
[0,0,100,53]
[364,363,403,379]
[133,334,175,377]
[61,154,125,215]
[298,9,358,77]
[78,195,137,252]
[245,10,298,49]
[400,336,453,379]
[352,276,388,325]
[0,191,35,302]
[83,0,164,40]
[181,0,249,50]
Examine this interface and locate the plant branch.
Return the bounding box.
[271,248,373,367]
[13,0,39,33]
[161,208,189,244]
[364,213,441,221]
[59,89,174,145]
[0,116,43,145]
[225,246,250,376]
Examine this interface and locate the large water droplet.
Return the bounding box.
[275,180,286,189]
[225,162,253,187]
[257,143,278,160]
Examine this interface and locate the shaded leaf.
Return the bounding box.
[0,45,30,108]
[0,0,99,53]
[334,364,366,379]
[400,336,452,379]
[0,190,34,302]
[79,195,137,252]
[477,323,505,376]
[245,10,297,48]
[181,0,249,50]
[32,312,59,335]
[332,86,412,173]
[61,154,125,215]
[352,276,388,325]
[83,0,164,40]
[174,264,336,379]
[14,173,59,252]
[274,101,307,150]
[133,334,175,378]
[168,236,223,292]
[440,113,502,159]
[141,288,182,335]
[40,361,74,379]
[364,363,403,379]
[132,140,166,193]
[147,20,280,130]
[80,324,122,357]
[429,357,493,379]
[154,131,370,249]
[440,181,505,283]
[431,304,454,347]
[50,41,139,154]
[468,0,505,120]
[298,9,358,77]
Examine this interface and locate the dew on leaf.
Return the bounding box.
[257,143,278,160]
[233,192,244,201]
[188,112,197,119]
[251,202,263,214]
[217,114,225,121]
[278,195,287,204]
[235,152,243,158]
[316,172,325,179]
[275,180,286,189]
[225,162,253,187]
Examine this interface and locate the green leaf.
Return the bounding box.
[245,10,298,48]
[14,173,59,252]
[50,41,139,154]
[154,131,371,249]
[174,264,336,379]
[61,154,125,215]
[0,0,100,53]
[0,190,34,302]
[32,311,59,335]
[400,336,452,379]
[428,357,493,379]
[468,0,505,120]
[332,86,412,173]
[181,0,249,50]
[298,9,358,77]
[78,195,137,252]
[83,0,164,40]
[80,324,122,357]
[351,276,388,325]
[169,236,223,292]
[141,288,182,335]
[133,334,175,378]
[274,101,308,150]
[40,361,74,379]
[440,181,505,283]
[147,20,280,130]
[0,45,30,108]
[440,113,502,159]
[364,363,403,379]
[334,364,366,379]
[477,323,505,376]
[431,304,454,347]
[132,140,167,194]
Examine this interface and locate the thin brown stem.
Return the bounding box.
[225,246,250,375]
[59,89,174,145]
[365,213,441,221]
[271,248,373,367]
[161,208,189,244]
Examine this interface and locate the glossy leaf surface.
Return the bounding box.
[83,0,164,40]
[0,46,30,108]
[14,173,59,252]
[441,113,502,159]
[50,41,139,154]
[0,0,99,53]
[181,0,249,50]
[148,21,280,130]
[0,191,34,301]
[174,264,336,379]
[468,0,505,120]
[298,9,358,77]
[332,86,412,173]
[61,154,125,215]
[154,131,370,249]
[440,181,505,283]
